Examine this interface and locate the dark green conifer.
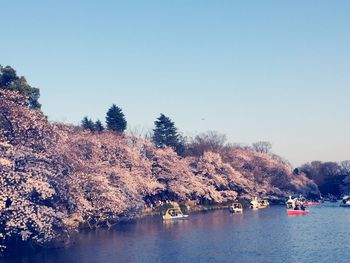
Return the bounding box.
[94,120,104,132]
[105,104,127,132]
[152,114,185,156]
[81,116,95,132]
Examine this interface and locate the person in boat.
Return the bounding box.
[301,204,305,211]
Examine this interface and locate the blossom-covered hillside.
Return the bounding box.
[0,90,319,255]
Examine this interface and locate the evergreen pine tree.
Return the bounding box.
[105,104,127,132]
[94,120,105,132]
[152,114,182,152]
[81,116,95,132]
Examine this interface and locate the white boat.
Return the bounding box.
[250,197,269,209]
[162,208,189,220]
[286,196,296,209]
[250,197,259,209]
[340,196,350,207]
[229,203,243,213]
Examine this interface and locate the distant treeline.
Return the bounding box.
[297,161,350,197]
[81,105,277,160]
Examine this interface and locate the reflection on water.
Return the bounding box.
[3,203,350,263]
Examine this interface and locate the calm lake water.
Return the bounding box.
[3,203,350,263]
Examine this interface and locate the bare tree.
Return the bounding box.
[127,125,147,138]
[252,141,272,154]
[187,130,227,156]
[340,160,350,174]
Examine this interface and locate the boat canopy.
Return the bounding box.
[231,203,243,209]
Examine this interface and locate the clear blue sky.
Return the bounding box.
[1,1,350,166]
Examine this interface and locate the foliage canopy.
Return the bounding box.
[0,65,41,109]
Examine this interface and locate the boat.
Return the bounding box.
[162,208,189,220]
[288,195,320,207]
[286,196,296,209]
[340,196,350,207]
[250,197,269,209]
[287,209,309,216]
[229,203,243,213]
[257,199,269,208]
[250,197,259,209]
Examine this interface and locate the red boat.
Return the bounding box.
[287,209,309,216]
[303,202,321,207]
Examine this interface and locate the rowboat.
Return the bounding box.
[287,209,309,216]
